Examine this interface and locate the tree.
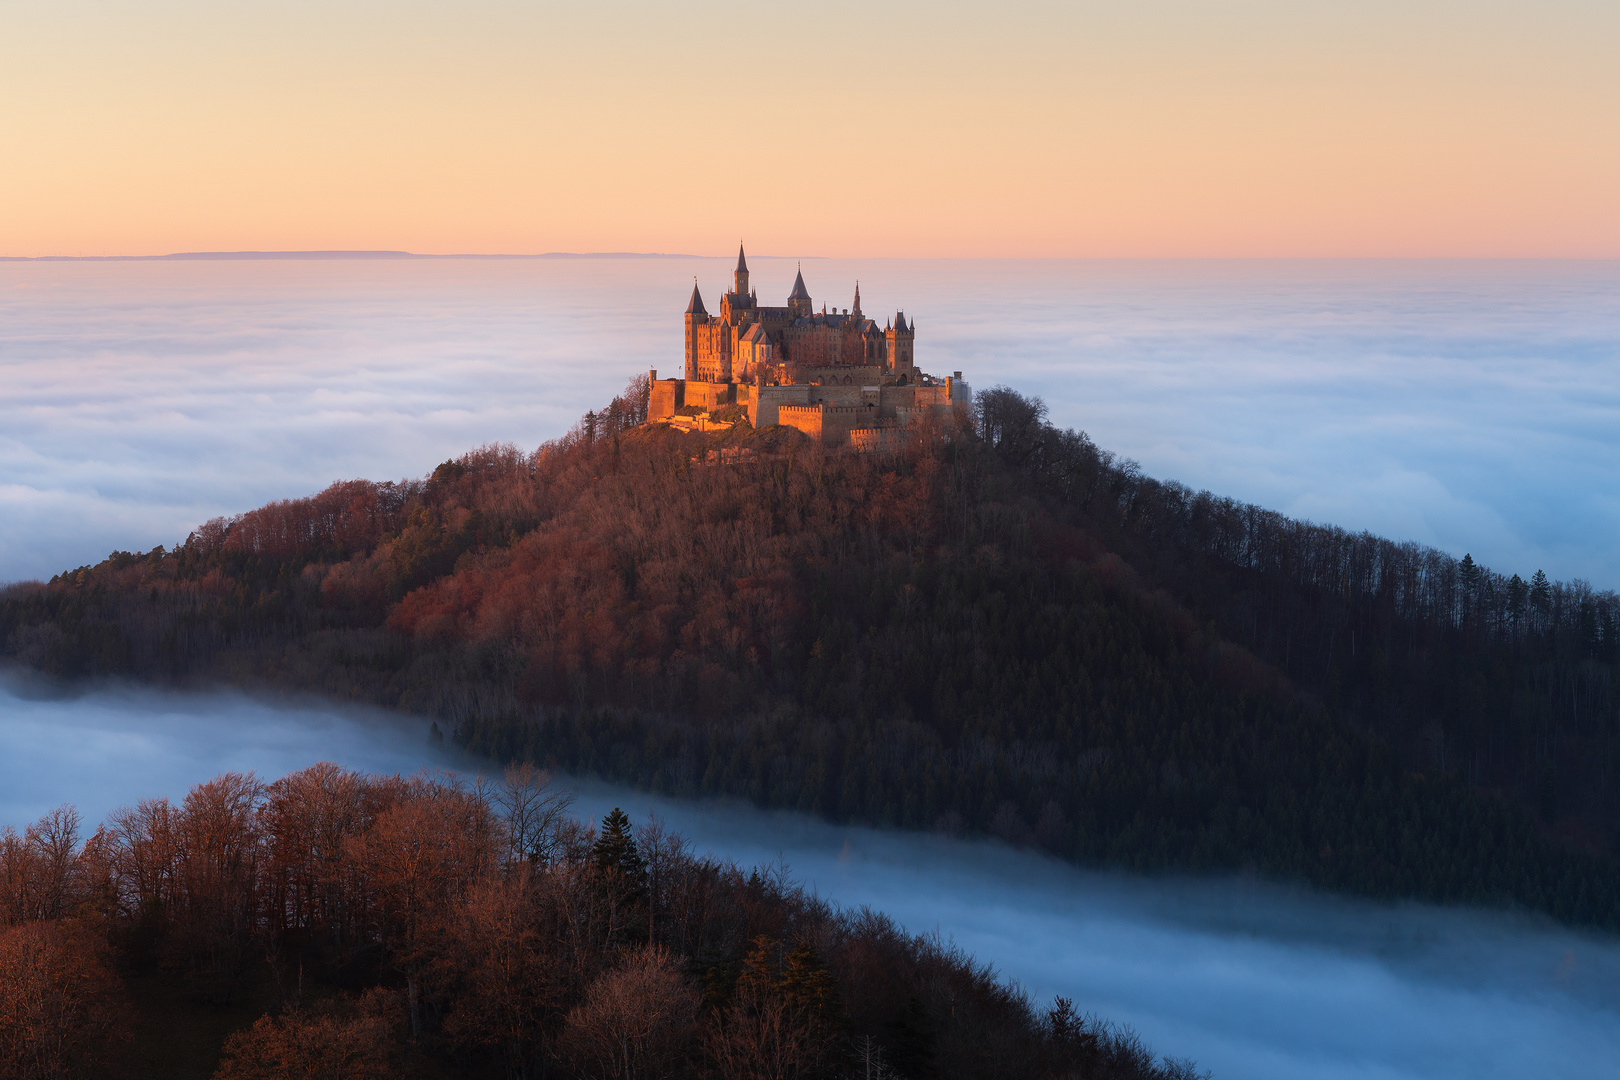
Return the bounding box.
[347,776,499,1038]
[494,763,574,869]
[0,921,128,1080]
[172,772,265,1001]
[212,996,394,1080]
[778,941,840,1027]
[589,808,649,947]
[704,937,841,1080]
[633,814,686,944]
[1459,553,1479,614]
[974,386,1048,468]
[560,945,698,1080]
[1507,574,1528,634]
[884,995,937,1080]
[444,875,565,1080]
[1530,569,1552,616]
[593,809,646,885]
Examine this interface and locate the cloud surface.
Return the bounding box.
[3,257,1617,587]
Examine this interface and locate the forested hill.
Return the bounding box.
[5,379,1620,929]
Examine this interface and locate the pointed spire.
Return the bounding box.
[894,310,908,332]
[686,279,707,315]
[788,263,811,301]
[736,242,748,273]
[852,280,862,315]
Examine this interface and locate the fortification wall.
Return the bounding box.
[649,378,685,421]
[750,383,812,428]
[795,365,884,388]
[778,403,886,446]
[682,382,734,411]
[652,371,969,436]
[776,404,824,443]
[849,426,907,454]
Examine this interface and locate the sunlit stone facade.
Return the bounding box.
[651,244,968,448]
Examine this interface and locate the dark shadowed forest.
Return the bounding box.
[0,766,1199,1080]
[4,375,1620,930]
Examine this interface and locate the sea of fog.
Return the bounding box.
[3,673,1619,1080]
[2,257,1619,587]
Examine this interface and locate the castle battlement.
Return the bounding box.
[650,244,968,448]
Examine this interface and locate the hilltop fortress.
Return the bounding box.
[647,245,968,448]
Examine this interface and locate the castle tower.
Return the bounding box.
[787,265,813,317]
[852,281,862,318]
[885,310,915,376]
[683,281,708,380]
[733,243,749,297]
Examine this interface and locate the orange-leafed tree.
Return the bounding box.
[345,774,501,1039]
[0,921,128,1080]
[212,991,396,1080]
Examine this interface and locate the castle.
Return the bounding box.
[647,244,969,448]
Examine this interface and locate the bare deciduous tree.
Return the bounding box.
[560,945,698,1080]
[493,763,574,869]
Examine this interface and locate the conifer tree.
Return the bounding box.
[1530,568,1552,608]
[591,808,647,889]
[780,940,841,1024]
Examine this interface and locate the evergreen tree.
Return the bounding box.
[1507,574,1528,632]
[1459,553,1479,607]
[1530,568,1552,608]
[592,808,648,887]
[780,940,842,1025]
[885,994,937,1079]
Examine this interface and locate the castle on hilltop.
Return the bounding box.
[647,244,968,448]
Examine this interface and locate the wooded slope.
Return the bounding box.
[4,767,1187,1079]
[4,382,1618,927]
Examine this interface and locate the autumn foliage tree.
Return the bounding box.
[0,921,127,1080]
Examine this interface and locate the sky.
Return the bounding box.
[3,1,1618,258]
[4,673,1620,1080]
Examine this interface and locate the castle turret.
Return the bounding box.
[684,281,709,380]
[852,281,862,318]
[885,309,915,376]
[733,243,750,297]
[787,265,813,318]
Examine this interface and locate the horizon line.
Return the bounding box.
[0,250,711,262]
[6,251,1620,263]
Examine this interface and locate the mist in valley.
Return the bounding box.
[4,672,1617,1080]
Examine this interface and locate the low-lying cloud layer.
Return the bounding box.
[2,257,1618,584]
[3,675,1617,1080]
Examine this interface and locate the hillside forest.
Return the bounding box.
[2,766,1200,1079]
[4,375,1620,931]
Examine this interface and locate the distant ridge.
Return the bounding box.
[0,250,723,261]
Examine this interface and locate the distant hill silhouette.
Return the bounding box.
[1,250,712,261]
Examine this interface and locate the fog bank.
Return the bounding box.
[3,258,1619,585]
[3,674,1618,1080]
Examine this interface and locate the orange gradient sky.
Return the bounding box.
[3,0,1617,258]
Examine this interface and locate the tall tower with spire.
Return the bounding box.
[733,243,749,297]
